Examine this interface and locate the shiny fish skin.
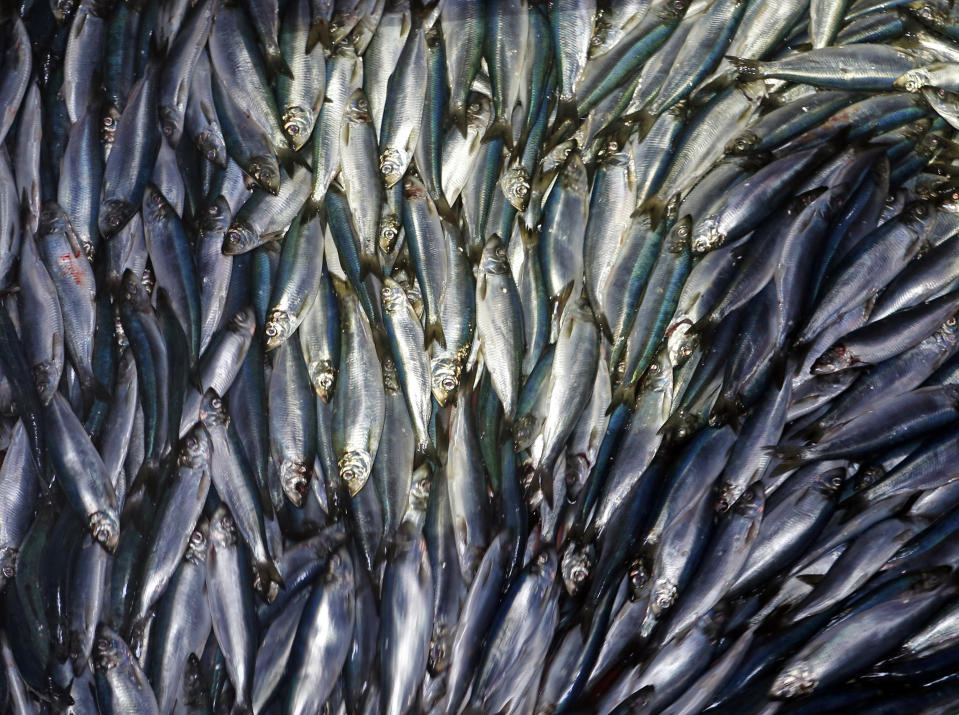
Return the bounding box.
[7,4,959,715]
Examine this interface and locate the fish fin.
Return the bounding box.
[537,466,554,509]
[554,97,580,130]
[446,103,468,138]
[770,351,789,391]
[410,0,441,25]
[596,313,613,344]
[433,194,460,226]
[709,396,741,426]
[725,56,762,83]
[796,573,824,586]
[483,119,515,151]
[276,146,311,174]
[842,492,868,515]
[307,20,331,53]
[765,446,807,472]
[254,560,285,598]
[76,366,111,409]
[265,48,294,80]
[128,460,163,502]
[607,382,637,415]
[425,316,447,349]
[358,251,381,280]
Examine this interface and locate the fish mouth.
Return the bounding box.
[339,450,373,496]
[281,461,311,507]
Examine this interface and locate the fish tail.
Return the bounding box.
[254,559,285,595]
[767,445,808,471]
[537,465,555,508]
[554,97,580,128]
[276,145,311,173]
[726,56,762,82]
[358,251,381,280]
[709,396,741,426]
[425,315,447,350]
[483,118,515,150]
[266,48,294,80]
[607,381,637,414]
[446,103,468,138]
[307,20,330,54]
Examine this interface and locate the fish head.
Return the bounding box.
[589,12,613,58]
[90,511,119,553]
[248,156,281,195]
[560,542,593,596]
[666,321,698,367]
[380,278,407,313]
[98,198,134,237]
[725,130,760,156]
[338,449,373,496]
[479,235,511,275]
[811,345,855,375]
[142,183,171,224]
[429,622,453,673]
[196,129,227,168]
[158,106,183,147]
[501,165,531,211]
[93,626,128,674]
[184,527,208,565]
[512,413,539,453]
[466,93,492,130]
[628,560,650,600]
[770,664,817,699]
[222,220,259,255]
[409,466,432,514]
[894,68,930,93]
[280,460,312,507]
[32,361,58,404]
[381,148,407,188]
[816,467,847,496]
[178,424,212,470]
[382,357,401,393]
[430,356,460,406]
[198,389,228,428]
[282,105,315,150]
[691,215,722,254]
[651,578,678,615]
[51,0,78,23]
[100,103,121,151]
[264,309,294,350]
[559,149,588,193]
[715,481,740,514]
[309,359,336,402]
[210,507,240,548]
[378,212,402,254]
[344,89,373,125]
[565,453,590,500]
[0,547,17,581]
[228,307,257,338]
[733,483,765,523]
[199,196,232,235]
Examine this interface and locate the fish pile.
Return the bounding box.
[10,0,959,713]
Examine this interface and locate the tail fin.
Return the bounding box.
[265,48,294,81]
[276,145,312,173]
[425,315,447,350]
[253,559,285,601]
[307,20,331,54]
[483,119,515,151]
[446,103,468,138]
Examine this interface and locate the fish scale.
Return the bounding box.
[5,2,959,713]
